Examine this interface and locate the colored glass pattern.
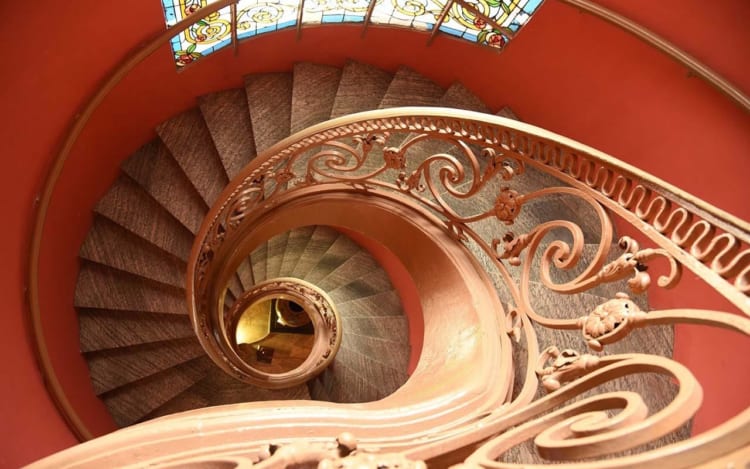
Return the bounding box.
[161,0,542,67]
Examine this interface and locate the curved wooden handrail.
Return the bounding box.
[558,0,750,113]
[31,107,750,468]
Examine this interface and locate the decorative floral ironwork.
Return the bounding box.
[577,292,647,351]
[535,346,601,392]
[183,109,750,469]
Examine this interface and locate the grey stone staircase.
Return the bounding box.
[74,59,682,449]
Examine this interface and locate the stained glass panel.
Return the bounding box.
[163,0,233,67]
[161,0,543,67]
[369,0,445,31]
[439,0,542,48]
[236,0,300,40]
[302,0,370,24]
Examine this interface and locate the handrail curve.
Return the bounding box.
[180,107,749,468]
[29,107,750,467]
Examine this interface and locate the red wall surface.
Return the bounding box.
[1,0,749,466]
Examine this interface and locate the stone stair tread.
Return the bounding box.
[378,66,444,109]
[291,63,342,134]
[236,258,255,291]
[317,250,380,292]
[496,106,519,120]
[331,61,393,119]
[250,242,268,284]
[156,108,229,206]
[121,139,207,234]
[340,334,409,370]
[278,226,315,278]
[198,88,257,179]
[225,272,244,306]
[101,356,214,427]
[318,363,382,403]
[86,338,205,395]
[95,175,194,262]
[342,316,409,343]
[440,82,491,113]
[78,309,194,352]
[75,261,187,315]
[307,376,332,402]
[80,215,185,289]
[264,232,290,280]
[327,270,394,304]
[146,367,310,420]
[303,234,361,285]
[332,346,408,398]
[290,226,339,280]
[334,290,404,317]
[245,72,293,154]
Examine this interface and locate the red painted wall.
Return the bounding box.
[1,0,748,466]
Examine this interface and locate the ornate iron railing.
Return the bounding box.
[179,108,750,467]
[31,108,750,467]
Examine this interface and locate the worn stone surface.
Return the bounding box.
[80,215,186,289]
[289,226,338,280]
[291,63,342,134]
[101,356,214,427]
[317,250,379,292]
[87,338,205,394]
[156,108,228,206]
[265,231,290,280]
[304,235,361,284]
[75,261,187,315]
[121,139,207,234]
[79,309,195,352]
[440,82,491,113]
[331,61,393,118]
[198,88,256,178]
[278,225,315,277]
[95,175,194,261]
[379,66,444,109]
[250,243,268,284]
[245,72,293,154]
[334,290,404,318]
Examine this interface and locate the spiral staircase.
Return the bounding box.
[73,60,684,444]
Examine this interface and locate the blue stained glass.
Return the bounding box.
[160,0,543,67]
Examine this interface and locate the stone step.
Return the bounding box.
[156,108,228,206]
[95,174,194,262]
[291,62,342,134]
[86,337,205,395]
[198,88,257,179]
[277,226,316,278]
[78,309,194,352]
[80,215,186,289]
[75,261,187,315]
[121,139,207,234]
[245,72,293,154]
[331,61,393,119]
[101,356,214,427]
[290,226,339,280]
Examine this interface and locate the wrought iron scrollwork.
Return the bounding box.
[186,109,750,469]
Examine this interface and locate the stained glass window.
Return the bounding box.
[161,0,543,68]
